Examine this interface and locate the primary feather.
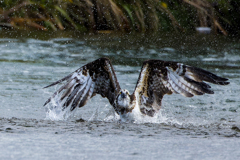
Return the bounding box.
[44,58,229,118]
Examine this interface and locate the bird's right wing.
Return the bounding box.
[44,58,121,112]
[133,60,229,116]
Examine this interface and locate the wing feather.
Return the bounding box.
[133,60,229,116]
[44,57,121,112]
[60,79,77,101]
[64,84,82,107]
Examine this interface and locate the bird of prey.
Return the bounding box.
[44,57,229,119]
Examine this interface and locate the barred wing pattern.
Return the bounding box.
[133,60,229,116]
[44,58,121,112]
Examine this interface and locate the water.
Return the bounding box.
[0,31,240,159]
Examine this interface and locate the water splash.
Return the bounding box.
[43,93,234,131]
[90,105,120,122]
[44,94,73,121]
[87,106,184,125]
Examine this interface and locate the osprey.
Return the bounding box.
[44,58,229,119]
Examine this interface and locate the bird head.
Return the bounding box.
[116,89,131,109]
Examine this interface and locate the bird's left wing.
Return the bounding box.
[132,60,229,116]
[44,58,121,112]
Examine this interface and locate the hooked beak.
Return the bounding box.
[121,92,126,98]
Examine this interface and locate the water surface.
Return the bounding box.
[0,31,240,159]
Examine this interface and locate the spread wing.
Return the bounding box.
[133,60,229,116]
[44,58,121,112]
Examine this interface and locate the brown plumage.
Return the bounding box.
[44,58,229,118]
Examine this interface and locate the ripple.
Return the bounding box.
[0,32,239,159]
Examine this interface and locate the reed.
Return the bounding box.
[0,0,239,36]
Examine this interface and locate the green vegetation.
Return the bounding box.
[0,0,239,36]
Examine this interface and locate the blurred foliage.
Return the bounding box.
[0,0,239,36]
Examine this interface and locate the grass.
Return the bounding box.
[0,0,239,36]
